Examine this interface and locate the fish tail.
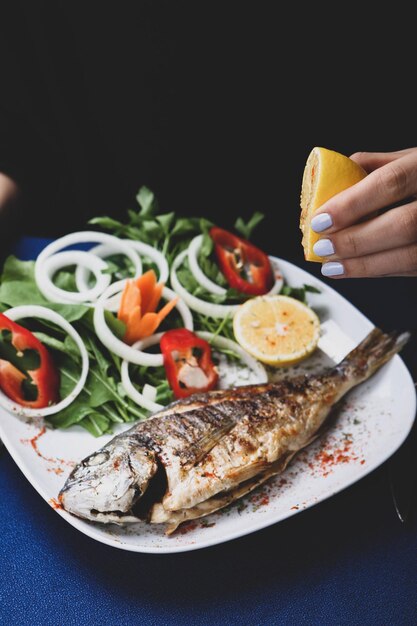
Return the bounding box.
[336,327,411,383]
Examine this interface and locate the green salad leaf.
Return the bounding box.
[234,211,265,240]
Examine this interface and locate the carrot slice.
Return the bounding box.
[127,305,141,325]
[125,312,159,344]
[118,280,141,323]
[155,297,179,326]
[146,282,163,315]
[124,305,143,344]
[119,269,179,344]
[134,270,157,315]
[138,313,159,339]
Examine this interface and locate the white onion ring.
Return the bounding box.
[35,231,142,304]
[75,240,169,292]
[93,279,193,366]
[171,250,239,319]
[127,240,169,284]
[0,305,89,418]
[120,333,165,412]
[40,251,111,304]
[188,235,227,295]
[120,329,267,413]
[268,258,284,295]
[74,243,124,293]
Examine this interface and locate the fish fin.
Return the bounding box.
[336,327,411,382]
[157,451,296,534]
[168,410,237,470]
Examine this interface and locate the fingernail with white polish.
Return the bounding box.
[311,213,333,233]
[313,238,335,257]
[321,262,344,277]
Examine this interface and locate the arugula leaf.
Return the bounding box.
[88,373,118,408]
[32,332,70,355]
[88,216,124,232]
[58,357,83,398]
[156,212,175,234]
[234,211,265,239]
[83,413,112,437]
[170,217,202,237]
[47,401,99,429]
[200,230,214,257]
[136,186,159,217]
[193,312,235,341]
[280,283,321,303]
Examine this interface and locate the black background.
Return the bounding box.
[1,2,417,373]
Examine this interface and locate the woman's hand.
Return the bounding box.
[310,147,417,278]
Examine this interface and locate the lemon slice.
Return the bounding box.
[300,147,367,262]
[233,294,320,366]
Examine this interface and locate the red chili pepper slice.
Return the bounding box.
[209,226,274,295]
[160,328,218,399]
[0,312,60,408]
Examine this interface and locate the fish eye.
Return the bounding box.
[83,451,109,467]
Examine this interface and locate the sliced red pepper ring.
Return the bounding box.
[160,328,218,399]
[209,226,274,296]
[0,312,60,408]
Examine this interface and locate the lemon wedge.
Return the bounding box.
[233,294,320,366]
[300,147,367,262]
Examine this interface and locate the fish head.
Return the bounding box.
[59,436,158,524]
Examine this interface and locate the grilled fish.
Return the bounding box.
[59,328,409,533]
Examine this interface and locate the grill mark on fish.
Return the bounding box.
[131,404,237,469]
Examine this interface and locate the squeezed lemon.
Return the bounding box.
[300,146,367,262]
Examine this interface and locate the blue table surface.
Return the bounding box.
[1,237,416,626]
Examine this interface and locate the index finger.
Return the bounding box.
[349,148,417,172]
[312,149,417,233]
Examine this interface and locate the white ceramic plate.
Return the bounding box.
[0,257,415,554]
